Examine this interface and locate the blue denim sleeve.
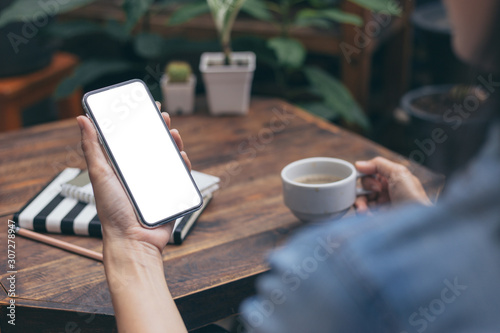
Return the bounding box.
[240,202,500,333]
[239,214,402,333]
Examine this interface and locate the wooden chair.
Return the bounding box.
[0,52,83,132]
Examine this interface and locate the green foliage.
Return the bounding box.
[166,0,396,128]
[166,61,192,83]
[2,0,401,128]
[168,2,209,25]
[122,0,155,31]
[134,32,166,59]
[207,0,246,60]
[349,0,401,15]
[267,37,305,69]
[0,0,97,28]
[241,0,272,21]
[258,0,378,129]
[169,0,272,62]
[303,66,369,129]
[295,8,363,28]
[168,0,271,25]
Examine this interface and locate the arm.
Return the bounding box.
[77,110,188,333]
[104,239,185,333]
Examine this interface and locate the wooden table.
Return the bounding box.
[0,98,444,332]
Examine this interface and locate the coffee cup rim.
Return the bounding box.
[281,157,356,188]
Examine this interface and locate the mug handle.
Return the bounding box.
[356,172,374,196]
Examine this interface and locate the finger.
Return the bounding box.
[159,222,175,249]
[355,157,408,180]
[161,111,171,129]
[180,151,192,171]
[77,116,114,179]
[360,176,383,192]
[170,128,184,151]
[354,196,369,213]
[156,101,162,111]
[377,191,391,204]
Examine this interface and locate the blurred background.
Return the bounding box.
[0,0,483,176]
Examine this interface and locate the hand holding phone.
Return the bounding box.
[77,111,189,333]
[82,79,202,229]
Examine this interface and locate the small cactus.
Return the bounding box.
[165,61,192,83]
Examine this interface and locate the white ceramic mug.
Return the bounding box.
[281,157,370,222]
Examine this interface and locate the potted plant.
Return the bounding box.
[161,61,196,115]
[169,0,398,127]
[398,84,490,175]
[199,0,256,115]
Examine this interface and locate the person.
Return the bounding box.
[76,0,500,332]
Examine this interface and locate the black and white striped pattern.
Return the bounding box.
[14,169,102,237]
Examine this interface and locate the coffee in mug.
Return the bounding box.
[294,174,343,184]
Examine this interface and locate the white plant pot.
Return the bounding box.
[161,74,196,115]
[199,52,256,116]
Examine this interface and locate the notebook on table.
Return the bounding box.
[13,168,219,244]
[61,169,220,205]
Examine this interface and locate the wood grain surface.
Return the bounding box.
[0,98,444,332]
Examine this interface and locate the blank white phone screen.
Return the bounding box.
[85,81,201,225]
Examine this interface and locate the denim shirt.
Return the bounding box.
[241,122,500,333]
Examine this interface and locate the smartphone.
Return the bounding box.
[82,79,202,228]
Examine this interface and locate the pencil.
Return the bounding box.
[15,227,103,262]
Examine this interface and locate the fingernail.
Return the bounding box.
[356,161,368,167]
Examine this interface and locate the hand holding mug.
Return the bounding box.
[354,157,432,213]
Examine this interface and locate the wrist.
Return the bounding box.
[103,238,165,293]
[103,237,162,264]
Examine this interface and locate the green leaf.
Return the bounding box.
[207,0,246,37]
[316,8,363,26]
[55,59,134,99]
[122,0,154,31]
[295,8,363,26]
[303,66,369,129]
[168,2,209,25]
[348,0,402,16]
[241,0,272,21]
[267,37,306,69]
[298,102,340,121]
[0,0,97,28]
[133,33,166,59]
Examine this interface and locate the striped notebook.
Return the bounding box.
[13,168,217,244]
[14,169,102,237]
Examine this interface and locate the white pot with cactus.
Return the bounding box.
[161,61,196,115]
[199,0,256,116]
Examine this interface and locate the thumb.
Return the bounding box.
[77,116,113,178]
